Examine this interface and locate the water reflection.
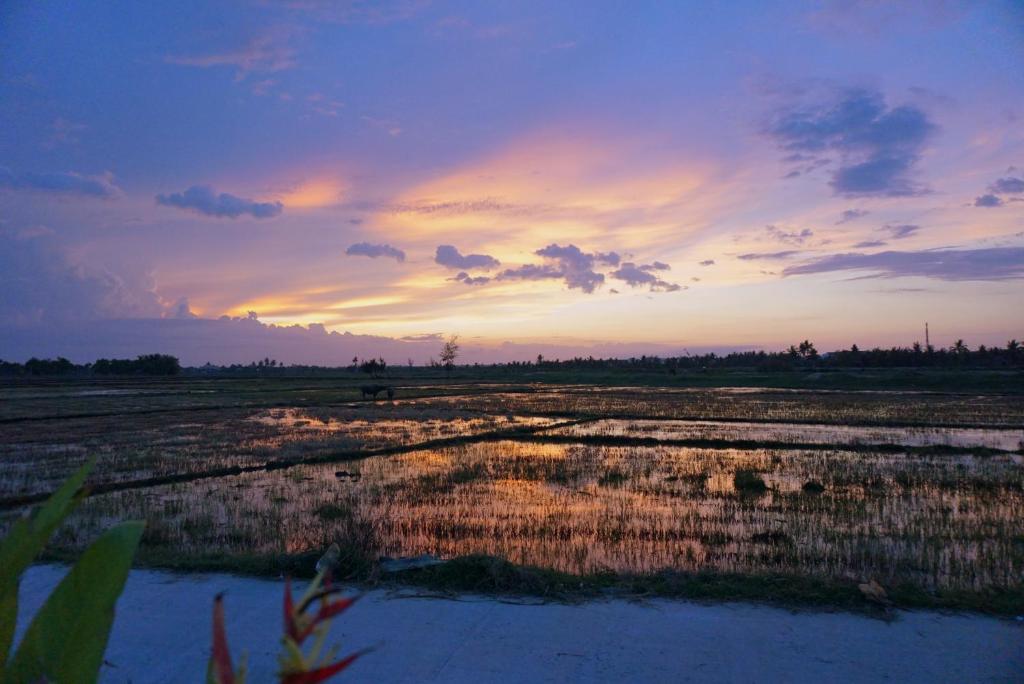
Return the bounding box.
[0,407,555,498]
[542,419,1024,450]
[46,440,1024,591]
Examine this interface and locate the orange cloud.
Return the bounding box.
[375,131,721,257]
[278,177,346,208]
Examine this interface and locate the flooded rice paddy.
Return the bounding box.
[541,419,1024,451]
[2,378,1022,599]
[49,440,1024,591]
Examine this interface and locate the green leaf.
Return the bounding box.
[0,461,92,666]
[0,591,15,676]
[6,520,143,684]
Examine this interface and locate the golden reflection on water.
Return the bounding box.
[0,407,555,497]
[543,419,1024,450]
[50,440,1024,591]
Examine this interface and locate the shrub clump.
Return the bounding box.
[733,469,768,494]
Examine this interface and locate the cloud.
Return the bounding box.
[0,167,121,198]
[165,33,296,75]
[0,232,180,326]
[990,177,1024,194]
[493,245,674,294]
[974,194,1003,208]
[533,243,609,293]
[970,193,1003,206]
[280,0,427,24]
[765,87,934,197]
[44,117,87,149]
[434,245,500,270]
[156,185,283,218]
[836,209,868,225]
[853,240,887,248]
[386,198,522,215]
[452,271,491,285]
[765,225,814,245]
[783,247,1024,281]
[0,316,730,366]
[699,259,715,266]
[345,242,406,262]
[609,262,681,292]
[737,250,801,260]
[881,223,920,239]
[169,297,197,319]
[400,332,444,342]
[498,263,566,283]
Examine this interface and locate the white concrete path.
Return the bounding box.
[15,565,1024,683]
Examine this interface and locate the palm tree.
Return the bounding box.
[951,339,968,356]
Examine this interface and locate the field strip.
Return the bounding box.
[506,411,1024,431]
[0,418,598,511]
[4,416,1019,511]
[0,389,542,424]
[3,403,1023,430]
[498,433,1023,455]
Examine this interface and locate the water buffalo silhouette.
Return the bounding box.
[360,384,394,400]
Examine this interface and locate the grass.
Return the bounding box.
[315,503,350,521]
[36,548,1024,616]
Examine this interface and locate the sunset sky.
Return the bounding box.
[2,1,1022,364]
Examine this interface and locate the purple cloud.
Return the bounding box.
[452,271,491,285]
[156,185,282,218]
[1,232,172,325]
[783,247,1024,281]
[974,194,1003,208]
[0,167,121,198]
[435,245,500,270]
[610,262,681,292]
[765,87,934,197]
[990,177,1024,194]
[836,208,869,225]
[766,225,814,245]
[493,244,627,293]
[881,223,920,239]
[737,250,801,260]
[345,242,406,262]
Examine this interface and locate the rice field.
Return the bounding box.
[2,376,1022,610]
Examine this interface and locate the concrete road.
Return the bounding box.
[15,565,1024,683]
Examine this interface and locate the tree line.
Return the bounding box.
[0,354,181,377]
[515,339,1024,371]
[2,337,1021,377]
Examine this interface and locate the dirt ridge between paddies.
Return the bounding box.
[0,418,598,511]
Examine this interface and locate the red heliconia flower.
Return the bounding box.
[210,571,367,683]
[210,593,238,684]
[281,649,371,684]
[279,573,370,681]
